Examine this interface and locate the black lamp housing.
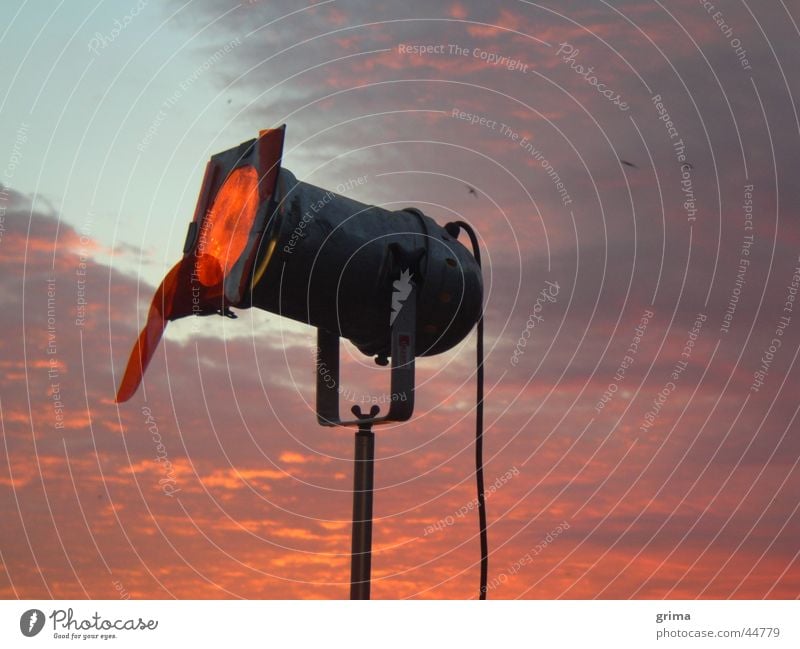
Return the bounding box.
[116,126,483,427]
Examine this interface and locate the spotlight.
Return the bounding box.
[116,126,486,598]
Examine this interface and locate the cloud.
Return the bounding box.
[3,0,800,599]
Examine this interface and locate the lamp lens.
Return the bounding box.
[197,165,259,286]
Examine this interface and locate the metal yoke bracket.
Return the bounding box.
[315,269,417,428]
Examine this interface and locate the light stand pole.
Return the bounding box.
[349,405,378,599]
[314,259,420,600]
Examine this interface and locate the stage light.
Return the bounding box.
[115,126,486,598]
[116,126,482,416]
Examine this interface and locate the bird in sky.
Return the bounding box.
[466,184,478,198]
[620,159,638,168]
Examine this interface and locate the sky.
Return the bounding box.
[1,0,800,599]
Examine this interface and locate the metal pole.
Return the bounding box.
[350,423,375,599]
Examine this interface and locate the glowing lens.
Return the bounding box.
[196,166,259,286]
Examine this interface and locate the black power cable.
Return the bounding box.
[445,220,487,600]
